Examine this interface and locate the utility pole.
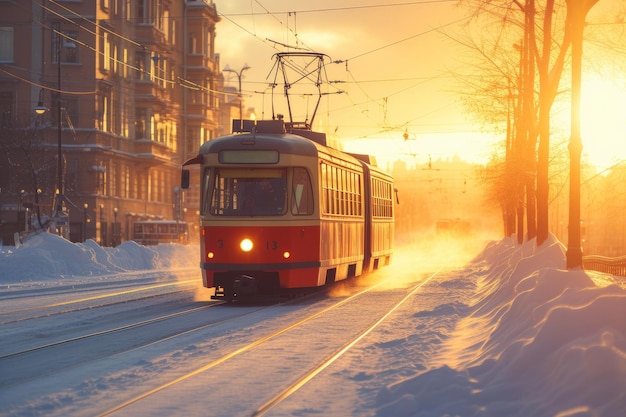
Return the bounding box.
[223,64,251,131]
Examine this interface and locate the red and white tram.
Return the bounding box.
[182,119,395,301]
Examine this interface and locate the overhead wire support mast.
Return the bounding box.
[270,52,329,129]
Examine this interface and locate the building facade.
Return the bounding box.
[0,0,227,245]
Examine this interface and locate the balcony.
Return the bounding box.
[133,139,175,163]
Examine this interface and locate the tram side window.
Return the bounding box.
[354,175,363,216]
[372,178,393,218]
[320,161,362,217]
[291,167,314,215]
[321,164,328,214]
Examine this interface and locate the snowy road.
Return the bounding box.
[0,267,447,417]
[5,233,624,416]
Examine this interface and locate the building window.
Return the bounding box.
[136,0,145,23]
[103,95,109,131]
[102,31,110,72]
[136,0,156,25]
[121,95,129,137]
[122,47,128,78]
[134,50,147,80]
[170,19,176,46]
[64,96,79,127]
[163,10,169,38]
[52,25,78,64]
[121,164,129,198]
[0,91,14,127]
[66,159,78,194]
[109,160,117,197]
[135,108,147,139]
[189,32,198,54]
[186,126,199,156]
[0,27,14,62]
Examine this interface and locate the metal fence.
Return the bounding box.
[583,255,626,277]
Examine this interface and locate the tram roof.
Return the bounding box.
[198,131,318,157]
[191,119,383,171]
[198,120,360,164]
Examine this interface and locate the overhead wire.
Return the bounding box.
[43,0,142,48]
[35,1,465,106]
[222,1,459,17]
[23,0,239,97]
[17,0,472,130]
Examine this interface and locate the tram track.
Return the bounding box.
[0,278,199,325]
[0,301,223,361]
[0,299,269,388]
[251,271,438,416]
[0,279,344,391]
[97,272,439,417]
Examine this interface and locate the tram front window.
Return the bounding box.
[210,168,287,216]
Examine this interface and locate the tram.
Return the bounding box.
[181,52,395,300]
[182,119,394,300]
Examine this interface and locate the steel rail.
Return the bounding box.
[0,301,223,360]
[251,271,439,416]
[97,277,393,417]
[0,279,198,324]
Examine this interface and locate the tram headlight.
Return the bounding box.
[283,251,290,259]
[207,252,215,259]
[240,238,254,252]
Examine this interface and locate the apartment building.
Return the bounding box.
[0,0,230,245]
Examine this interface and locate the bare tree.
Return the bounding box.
[454,1,533,240]
[0,117,56,229]
[456,0,603,248]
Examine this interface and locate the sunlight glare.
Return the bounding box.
[580,74,626,171]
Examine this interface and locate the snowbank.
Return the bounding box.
[0,232,198,284]
[376,235,626,417]
[2,231,625,416]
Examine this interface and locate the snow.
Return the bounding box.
[0,231,198,284]
[1,231,626,416]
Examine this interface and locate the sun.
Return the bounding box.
[580,74,626,171]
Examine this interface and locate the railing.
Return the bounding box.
[583,255,626,277]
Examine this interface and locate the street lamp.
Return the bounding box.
[223,64,251,130]
[34,30,76,238]
[83,203,88,242]
[113,207,118,246]
[34,89,48,115]
[99,203,105,246]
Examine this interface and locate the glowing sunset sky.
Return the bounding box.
[215,0,626,169]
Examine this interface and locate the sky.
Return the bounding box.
[1,231,626,415]
[214,0,626,169]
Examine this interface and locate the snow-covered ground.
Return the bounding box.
[1,231,626,416]
[0,231,198,285]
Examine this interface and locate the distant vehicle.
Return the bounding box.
[436,218,470,236]
[132,220,189,246]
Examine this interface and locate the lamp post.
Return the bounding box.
[34,30,76,238]
[83,203,88,242]
[113,207,118,246]
[223,64,250,130]
[99,203,104,246]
